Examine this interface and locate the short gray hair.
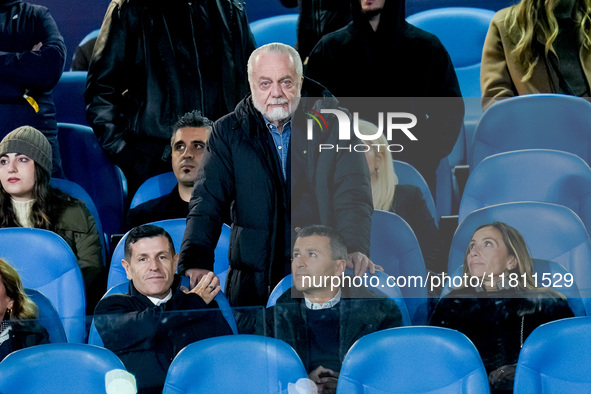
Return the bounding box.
[295,225,348,261]
[247,43,303,83]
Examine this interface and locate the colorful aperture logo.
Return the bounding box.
[304,108,329,132]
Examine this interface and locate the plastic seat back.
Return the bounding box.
[406,7,495,98]
[163,335,307,394]
[337,326,490,393]
[250,14,298,47]
[57,123,127,239]
[471,94,591,168]
[370,210,429,324]
[25,288,67,343]
[393,160,438,225]
[52,71,88,126]
[0,228,86,343]
[130,172,177,209]
[0,343,127,393]
[50,178,107,264]
[515,317,591,393]
[460,149,591,232]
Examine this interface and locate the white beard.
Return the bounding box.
[254,96,301,123]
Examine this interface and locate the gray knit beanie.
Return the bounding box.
[0,126,53,175]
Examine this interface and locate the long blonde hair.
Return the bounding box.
[357,120,398,211]
[0,259,38,320]
[505,0,591,82]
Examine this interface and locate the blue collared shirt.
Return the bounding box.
[264,117,291,180]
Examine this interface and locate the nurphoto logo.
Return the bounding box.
[305,108,418,152]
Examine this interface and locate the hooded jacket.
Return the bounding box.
[179,78,373,307]
[281,0,352,59]
[85,0,255,160]
[0,0,66,134]
[305,0,464,188]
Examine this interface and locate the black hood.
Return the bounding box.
[0,0,20,7]
[350,0,407,37]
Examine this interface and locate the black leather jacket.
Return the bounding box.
[85,0,255,159]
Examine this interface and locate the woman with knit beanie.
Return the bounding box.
[0,126,104,312]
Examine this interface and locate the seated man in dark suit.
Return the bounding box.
[267,225,403,393]
[95,225,232,393]
[125,110,212,229]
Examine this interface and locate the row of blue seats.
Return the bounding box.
[2,317,590,393]
[5,197,591,345]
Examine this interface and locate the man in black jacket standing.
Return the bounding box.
[85,0,255,194]
[178,42,375,307]
[305,0,464,192]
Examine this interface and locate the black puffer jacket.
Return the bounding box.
[85,0,255,159]
[0,0,65,135]
[179,78,372,307]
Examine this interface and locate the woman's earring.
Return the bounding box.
[376,167,380,175]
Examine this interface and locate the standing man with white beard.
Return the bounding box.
[178,43,376,307]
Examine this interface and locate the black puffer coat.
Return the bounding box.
[179,78,372,306]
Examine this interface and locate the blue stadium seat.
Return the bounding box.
[163,335,308,394]
[25,288,67,343]
[78,28,100,47]
[393,160,438,225]
[50,178,107,265]
[0,228,86,343]
[52,71,88,126]
[370,210,429,324]
[460,149,591,232]
[0,343,127,393]
[449,202,591,314]
[130,172,177,209]
[406,7,496,216]
[267,271,412,326]
[107,219,231,291]
[57,123,128,240]
[514,317,591,393]
[250,14,299,47]
[88,280,237,347]
[435,124,466,217]
[470,94,591,168]
[337,326,490,393]
[406,7,495,98]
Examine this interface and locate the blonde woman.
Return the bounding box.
[430,222,573,391]
[358,120,444,273]
[481,0,591,109]
[0,259,49,361]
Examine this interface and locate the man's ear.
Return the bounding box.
[335,259,346,276]
[173,253,179,271]
[122,259,132,280]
